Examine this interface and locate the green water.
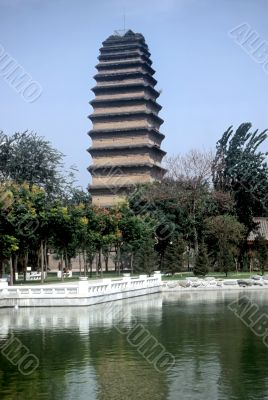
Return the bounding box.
[1,291,268,400]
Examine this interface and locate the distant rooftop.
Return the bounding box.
[248,217,268,242]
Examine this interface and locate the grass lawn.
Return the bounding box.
[12,270,264,285]
[13,271,138,285]
[162,271,259,281]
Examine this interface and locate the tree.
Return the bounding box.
[119,206,154,268]
[133,239,158,276]
[162,235,185,275]
[212,123,268,233]
[205,215,246,276]
[164,150,214,251]
[0,235,19,284]
[0,131,65,197]
[48,204,74,281]
[254,234,268,275]
[193,241,209,276]
[0,182,44,281]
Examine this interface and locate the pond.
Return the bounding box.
[0,290,268,400]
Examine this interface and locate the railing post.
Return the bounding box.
[0,279,8,289]
[122,276,130,290]
[139,275,147,288]
[153,271,162,284]
[78,277,88,296]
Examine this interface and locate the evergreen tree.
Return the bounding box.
[134,239,158,276]
[254,234,268,276]
[162,236,185,275]
[212,123,268,233]
[204,215,246,275]
[193,241,209,276]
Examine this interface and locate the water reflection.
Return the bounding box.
[0,291,268,400]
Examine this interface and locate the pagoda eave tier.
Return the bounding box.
[90,96,162,111]
[87,127,165,141]
[88,163,166,173]
[100,44,151,57]
[96,61,155,75]
[88,185,140,198]
[98,52,152,65]
[93,71,157,86]
[88,111,164,125]
[92,83,159,98]
[88,144,166,156]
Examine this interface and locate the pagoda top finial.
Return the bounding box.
[113,29,128,36]
[113,8,128,36]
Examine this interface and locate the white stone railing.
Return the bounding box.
[0,273,162,299]
[2,285,79,297]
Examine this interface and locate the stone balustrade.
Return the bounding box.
[0,273,162,308]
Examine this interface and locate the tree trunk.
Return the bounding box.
[9,256,13,286]
[83,251,86,277]
[96,249,102,278]
[118,246,121,276]
[89,253,93,278]
[130,253,134,275]
[99,249,103,278]
[23,251,28,282]
[105,256,109,273]
[193,226,198,258]
[192,197,199,258]
[41,241,44,284]
[44,241,47,273]
[78,252,82,276]
[249,255,253,274]
[235,258,238,274]
[14,254,18,282]
[64,250,68,271]
[61,253,64,282]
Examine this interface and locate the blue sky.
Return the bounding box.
[0,0,267,189]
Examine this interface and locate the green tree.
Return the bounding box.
[254,234,268,275]
[162,235,185,275]
[212,123,268,233]
[0,131,65,197]
[193,241,209,276]
[205,215,246,276]
[134,239,158,276]
[0,182,44,281]
[48,204,74,280]
[0,234,19,284]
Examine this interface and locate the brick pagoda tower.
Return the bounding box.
[88,30,166,206]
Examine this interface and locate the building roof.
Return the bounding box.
[248,217,268,242]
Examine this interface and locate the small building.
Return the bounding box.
[247,217,268,245]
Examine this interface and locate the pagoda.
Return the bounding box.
[88,30,166,206]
